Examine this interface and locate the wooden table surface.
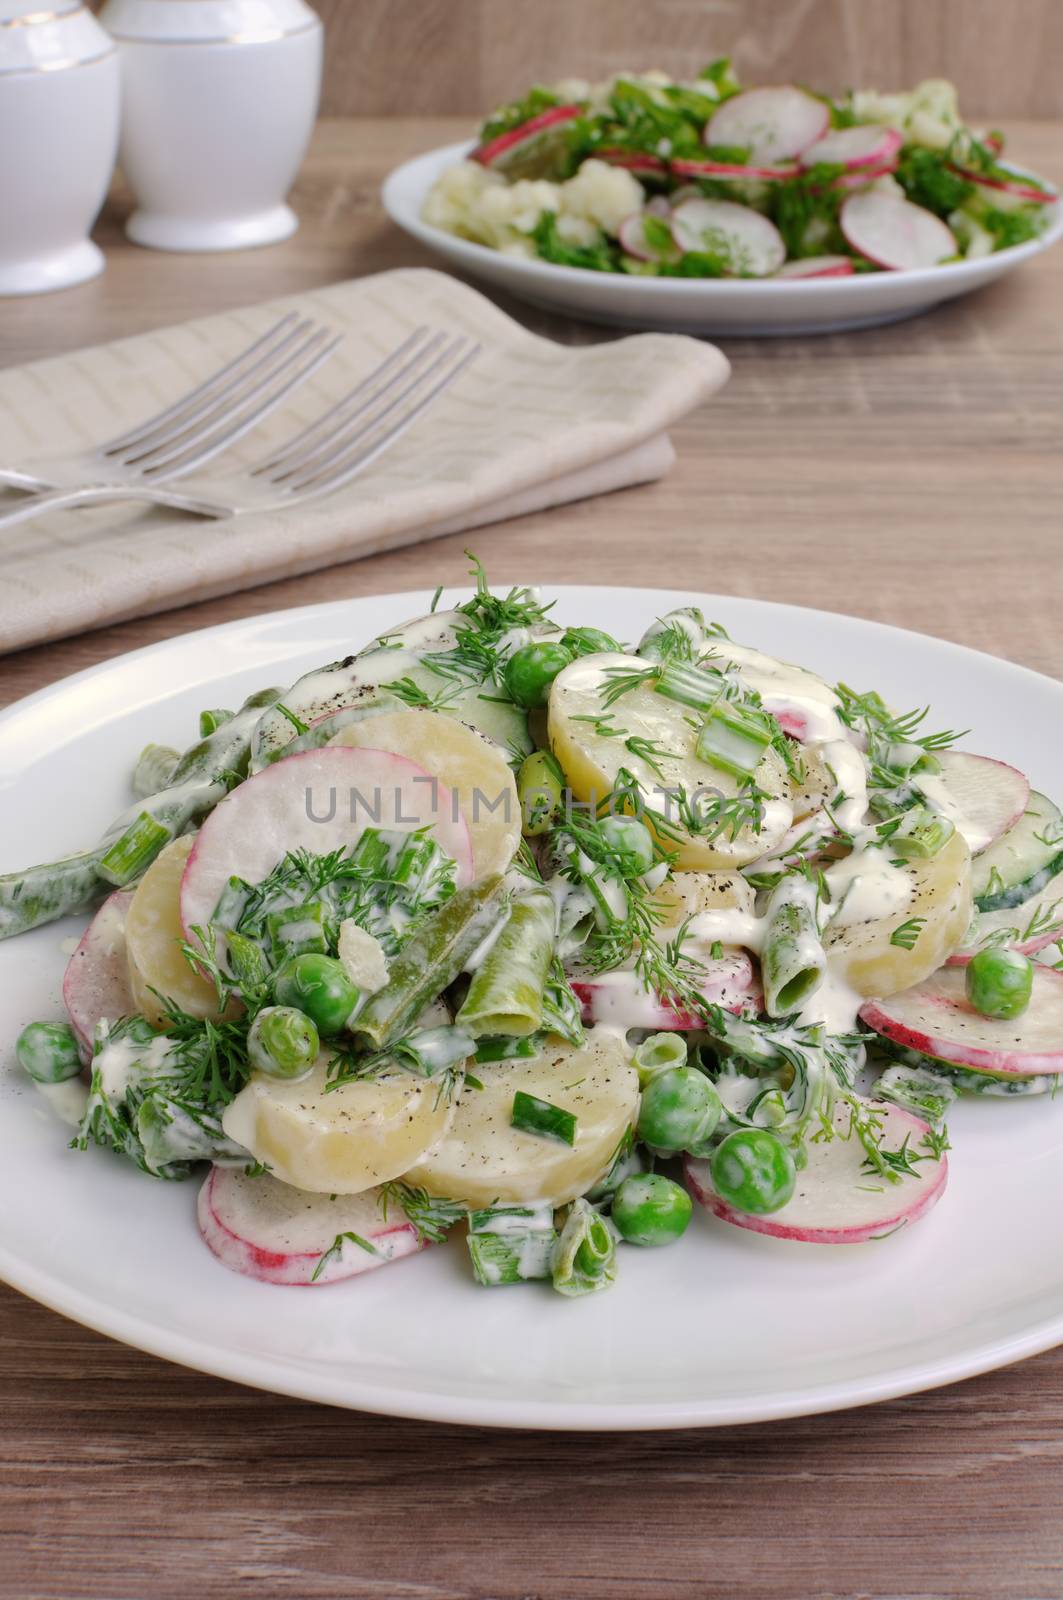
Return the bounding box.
[2,118,1063,1600]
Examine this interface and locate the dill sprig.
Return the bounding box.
[378,1182,465,1245]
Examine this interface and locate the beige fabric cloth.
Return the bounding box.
[0,268,729,654]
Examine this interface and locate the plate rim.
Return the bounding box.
[382,138,1063,300]
[3,582,1063,1431]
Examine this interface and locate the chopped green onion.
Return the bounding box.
[632,1031,688,1086]
[696,699,774,779]
[97,811,172,886]
[474,1034,542,1063]
[211,875,253,930]
[266,900,330,962]
[653,660,725,712]
[467,1203,557,1286]
[890,807,955,860]
[511,1090,577,1146]
[551,1198,617,1297]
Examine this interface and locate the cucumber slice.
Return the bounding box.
[250,610,535,771]
[965,863,1063,956]
[972,791,1063,911]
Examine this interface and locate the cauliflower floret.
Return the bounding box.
[851,78,963,152]
[559,158,644,238]
[553,76,592,104]
[421,163,560,249]
[421,160,503,233]
[554,212,602,248]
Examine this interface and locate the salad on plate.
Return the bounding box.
[421,65,1057,279]
[7,562,1063,1300]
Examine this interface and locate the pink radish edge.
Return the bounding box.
[670,157,798,181]
[775,255,855,279]
[180,745,474,941]
[62,888,136,1056]
[684,1103,948,1245]
[800,124,902,171]
[840,190,957,271]
[471,104,582,168]
[948,165,1056,204]
[859,957,1063,1078]
[598,146,669,178]
[197,1167,424,1287]
[573,952,756,1029]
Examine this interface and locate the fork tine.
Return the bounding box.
[133,329,344,479]
[276,335,473,494]
[253,326,436,476]
[100,312,301,454]
[117,319,327,469]
[259,330,449,483]
[281,341,480,500]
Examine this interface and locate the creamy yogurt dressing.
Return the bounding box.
[35,1077,90,1127]
[823,842,912,928]
[912,770,992,854]
[710,641,848,744]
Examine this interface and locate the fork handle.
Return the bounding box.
[0,481,232,531]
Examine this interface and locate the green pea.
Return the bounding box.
[561,626,621,658]
[273,954,359,1036]
[598,815,655,878]
[637,1066,721,1151]
[965,947,1033,1020]
[611,1174,692,1247]
[517,749,566,836]
[710,1129,795,1215]
[248,1005,320,1078]
[503,641,573,709]
[16,1021,82,1083]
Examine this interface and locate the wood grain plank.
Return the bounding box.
[1,115,1062,1600]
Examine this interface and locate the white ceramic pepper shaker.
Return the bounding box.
[98,0,323,252]
[0,2,120,295]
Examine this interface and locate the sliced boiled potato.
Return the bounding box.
[126,835,227,1024]
[404,1030,639,1207]
[222,1053,456,1195]
[548,652,793,870]
[328,708,520,879]
[655,869,755,925]
[788,744,837,819]
[824,829,972,997]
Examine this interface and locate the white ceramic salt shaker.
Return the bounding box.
[0,2,120,295]
[98,0,322,252]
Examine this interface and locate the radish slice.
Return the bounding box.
[685,1101,947,1244]
[671,198,786,276]
[670,157,798,181]
[916,751,1030,857]
[704,86,830,164]
[572,951,755,1028]
[597,146,669,179]
[471,104,582,170]
[775,255,855,279]
[197,1166,423,1286]
[840,190,957,270]
[860,957,1063,1078]
[180,746,474,940]
[966,864,1063,956]
[644,194,672,219]
[948,166,1055,205]
[618,212,676,262]
[62,889,135,1053]
[799,125,902,171]
[831,162,899,191]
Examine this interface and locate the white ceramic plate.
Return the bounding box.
[382,141,1063,336]
[3,586,1063,1430]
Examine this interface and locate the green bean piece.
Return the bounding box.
[632,1031,688,1086]
[517,750,565,836]
[97,811,173,887]
[456,889,555,1037]
[551,1199,618,1298]
[965,947,1033,1020]
[198,708,234,738]
[0,684,285,943]
[131,743,179,800]
[248,1006,320,1079]
[761,876,826,1017]
[474,1034,542,1063]
[350,875,506,1049]
[696,700,775,780]
[17,1021,83,1083]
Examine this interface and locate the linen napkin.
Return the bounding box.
[0,268,729,653]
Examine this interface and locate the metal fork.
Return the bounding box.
[0,328,479,531]
[0,311,343,500]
